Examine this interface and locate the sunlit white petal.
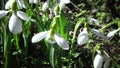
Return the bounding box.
[107,29,119,39]
[77,28,88,45]
[60,0,70,4]
[29,0,38,4]
[5,0,11,9]
[91,29,108,40]
[9,12,22,34]
[54,33,69,50]
[32,31,49,43]
[17,0,26,8]
[33,0,38,4]
[42,1,49,12]
[17,11,30,21]
[93,54,103,68]
[0,10,9,19]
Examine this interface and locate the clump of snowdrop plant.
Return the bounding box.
[77,23,89,45]
[93,50,110,68]
[0,0,30,34]
[32,5,69,50]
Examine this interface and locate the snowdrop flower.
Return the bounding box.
[107,28,120,39]
[29,0,38,4]
[91,29,108,40]
[77,28,89,45]
[42,0,50,12]
[5,0,26,9]
[93,50,110,68]
[0,10,29,34]
[0,0,30,34]
[59,0,70,10]
[88,17,99,26]
[93,52,103,68]
[32,30,69,50]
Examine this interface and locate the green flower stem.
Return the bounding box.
[50,17,58,36]
[72,18,85,44]
[100,21,117,32]
[14,35,20,50]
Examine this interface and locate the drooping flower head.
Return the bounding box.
[91,29,108,40]
[32,16,69,50]
[32,30,69,50]
[5,0,26,9]
[93,51,103,68]
[59,0,70,10]
[0,0,30,34]
[93,50,110,68]
[77,28,89,45]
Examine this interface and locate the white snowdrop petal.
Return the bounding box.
[29,0,38,4]
[91,29,108,40]
[32,31,49,43]
[77,34,88,45]
[60,0,70,4]
[42,1,49,12]
[17,11,30,21]
[93,54,103,68]
[5,0,11,9]
[107,29,119,39]
[0,10,9,19]
[77,28,88,45]
[59,2,65,10]
[33,0,38,4]
[54,33,69,50]
[9,13,22,34]
[17,0,26,8]
[29,0,33,3]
